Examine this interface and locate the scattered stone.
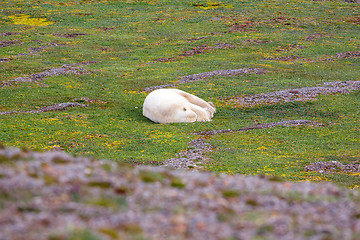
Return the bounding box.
[336,51,360,59]
[151,43,234,63]
[163,138,213,169]
[73,12,93,16]
[1,66,86,86]
[0,32,20,36]
[142,68,265,92]
[165,120,316,169]
[243,39,272,44]
[0,62,95,87]
[99,26,120,31]
[178,45,210,57]
[73,97,108,104]
[229,22,254,32]
[143,83,176,93]
[344,0,360,3]
[0,102,88,115]
[196,120,316,136]
[305,161,360,174]
[262,55,303,61]
[53,33,88,38]
[152,57,176,62]
[188,36,208,42]
[0,40,22,48]
[304,33,332,41]
[230,80,360,107]
[0,42,64,62]
[319,51,360,62]
[179,68,266,83]
[152,45,210,62]
[0,146,359,240]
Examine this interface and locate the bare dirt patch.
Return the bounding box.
[151,43,234,63]
[275,44,306,52]
[304,33,332,41]
[242,39,272,44]
[229,21,255,32]
[229,80,360,107]
[268,16,298,26]
[345,15,360,24]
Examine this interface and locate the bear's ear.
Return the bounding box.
[208,102,215,108]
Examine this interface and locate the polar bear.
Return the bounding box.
[143,89,216,123]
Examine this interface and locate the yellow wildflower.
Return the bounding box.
[7,14,55,26]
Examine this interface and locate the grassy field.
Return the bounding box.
[0,0,359,187]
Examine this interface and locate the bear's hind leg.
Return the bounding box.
[188,104,212,122]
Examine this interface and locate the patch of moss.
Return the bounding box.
[17,205,40,213]
[267,175,285,182]
[170,176,186,189]
[139,170,165,183]
[0,155,10,163]
[98,228,119,239]
[86,196,127,209]
[256,224,274,236]
[101,163,112,172]
[52,157,71,164]
[114,185,131,195]
[246,198,259,206]
[87,181,112,189]
[222,189,241,198]
[43,174,59,185]
[122,223,143,234]
[68,229,101,240]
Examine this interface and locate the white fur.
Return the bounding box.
[143,89,216,123]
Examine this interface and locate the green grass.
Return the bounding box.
[0,0,359,187]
